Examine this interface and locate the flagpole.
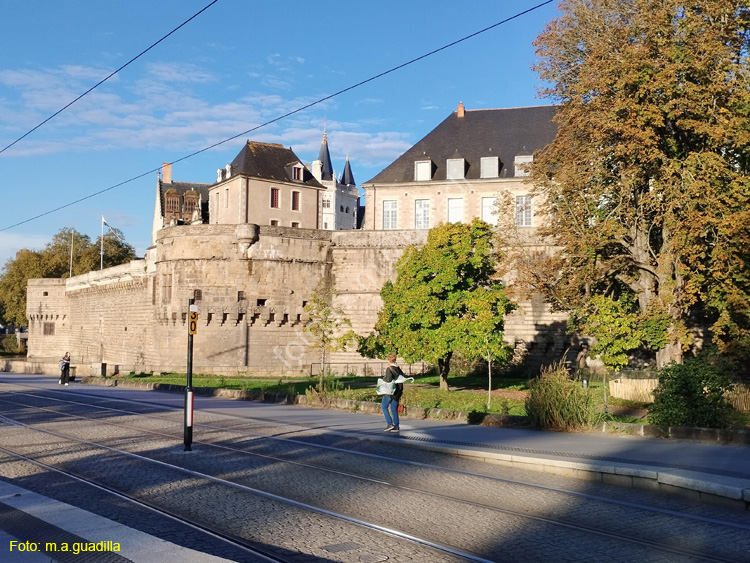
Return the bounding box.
[69,231,73,277]
[100,216,104,270]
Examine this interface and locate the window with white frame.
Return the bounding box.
[481,156,499,178]
[481,197,498,226]
[516,195,532,226]
[446,158,465,180]
[514,155,533,177]
[225,187,229,208]
[414,160,432,181]
[382,200,397,229]
[322,197,331,209]
[447,198,463,223]
[415,199,430,229]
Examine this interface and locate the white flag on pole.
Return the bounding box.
[102,216,109,227]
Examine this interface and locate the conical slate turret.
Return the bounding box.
[318,130,334,181]
[340,155,355,186]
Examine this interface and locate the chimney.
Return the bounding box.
[457,102,465,118]
[162,162,172,184]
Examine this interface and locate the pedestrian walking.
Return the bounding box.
[59,352,71,386]
[381,353,405,432]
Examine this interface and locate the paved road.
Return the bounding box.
[1,373,750,563]
[7,374,750,504]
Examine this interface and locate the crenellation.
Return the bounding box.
[27,221,568,374]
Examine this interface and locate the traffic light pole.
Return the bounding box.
[184,298,197,451]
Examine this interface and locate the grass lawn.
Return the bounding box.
[113,371,750,426]
[119,371,531,415]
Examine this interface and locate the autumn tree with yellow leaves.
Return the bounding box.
[514,0,750,367]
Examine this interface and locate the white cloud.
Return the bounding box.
[0,62,408,170]
[145,62,215,83]
[261,76,290,90]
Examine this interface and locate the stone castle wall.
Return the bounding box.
[26,223,569,376]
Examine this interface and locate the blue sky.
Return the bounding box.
[0,0,559,267]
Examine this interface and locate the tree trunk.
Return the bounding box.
[319,348,326,388]
[656,340,683,368]
[438,353,452,391]
[487,352,492,411]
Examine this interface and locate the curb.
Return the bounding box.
[372,438,750,511]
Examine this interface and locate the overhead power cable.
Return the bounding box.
[1,0,555,232]
[0,0,221,156]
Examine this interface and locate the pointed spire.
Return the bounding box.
[340,155,355,186]
[318,129,334,181]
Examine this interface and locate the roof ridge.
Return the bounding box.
[462,104,556,112]
[247,140,285,148]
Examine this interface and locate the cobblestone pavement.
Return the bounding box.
[1,378,750,562]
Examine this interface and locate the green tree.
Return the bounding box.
[459,291,515,409]
[360,219,515,391]
[38,228,94,278]
[78,227,136,272]
[0,249,46,326]
[571,294,644,371]
[523,0,750,367]
[0,227,136,327]
[649,358,735,428]
[303,279,356,386]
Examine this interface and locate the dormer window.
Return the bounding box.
[481,156,499,178]
[446,158,465,180]
[164,188,180,222]
[414,160,432,181]
[514,155,533,177]
[292,165,303,181]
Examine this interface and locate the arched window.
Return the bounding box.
[164,189,180,222]
[183,190,199,221]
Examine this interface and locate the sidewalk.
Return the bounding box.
[3,373,750,510]
[198,393,750,510]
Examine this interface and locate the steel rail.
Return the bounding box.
[0,442,293,563]
[0,412,494,563]
[1,394,748,562]
[4,386,750,533]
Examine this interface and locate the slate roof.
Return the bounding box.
[229,141,325,188]
[317,132,334,181]
[340,156,355,186]
[158,181,212,221]
[364,105,558,184]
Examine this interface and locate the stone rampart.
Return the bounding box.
[26,223,569,376]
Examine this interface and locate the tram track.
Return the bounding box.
[4,389,750,534]
[0,441,286,563]
[0,414,479,563]
[1,385,749,562]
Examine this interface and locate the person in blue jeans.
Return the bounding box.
[382,353,404,432]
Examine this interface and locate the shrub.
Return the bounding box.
[0,334,25,354]
[525,362,596,431]
[649,359,735,428]
[467,409,487,424]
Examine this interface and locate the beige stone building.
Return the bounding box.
[24,105,570,376]
[362,103,556,232]
[209,141,323,229]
